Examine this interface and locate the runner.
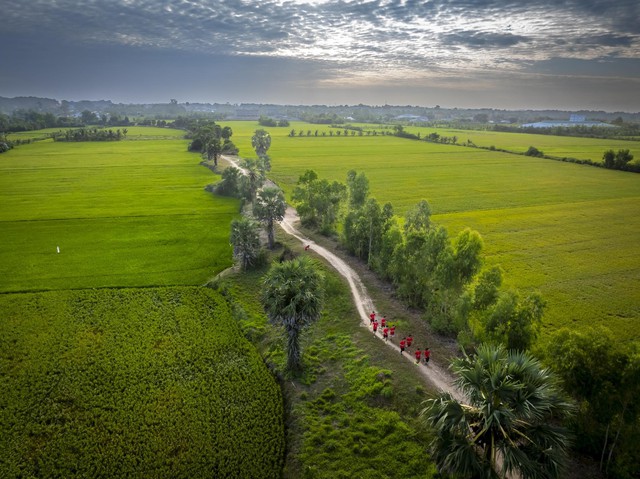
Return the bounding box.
[414,347,422,364]
[389,325,396,341]
[372,319,378,335]
[406,334,413,350]
[369,311,376,325]
[383,326,389,341]
[424,347,431,364]
[304,244,310,251]
[380,316,386,328]
[399,337,406,354]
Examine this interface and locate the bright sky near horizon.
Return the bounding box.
[1,0,639,112]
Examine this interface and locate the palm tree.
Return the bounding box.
[230,217,261,271]
[251,129,271,157]
[253,187,286,249]
[421,344,573,479]
[261,257,324,372]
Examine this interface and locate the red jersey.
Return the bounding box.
[369,312,375,322]
[381,318,386,327]
[400,339,406,349]
[390,326,396,336]
[415,350,422,360]
[424,349,431,359]
[383,327,389,335]
[406,336,413,347]
[372,321,378,332]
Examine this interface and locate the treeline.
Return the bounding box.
[52,128,128,142]
[0,109,83,132]
[291,169,543,352]
[258,116,289,127]
[494,122,640,140]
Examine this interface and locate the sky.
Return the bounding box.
[1,0,639,112]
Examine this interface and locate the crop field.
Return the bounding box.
[404,126,640,164]
[0,287,284,478]
[0,129,238,291]
[226,122,640,343]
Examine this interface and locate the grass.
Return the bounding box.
[404,126,640,164]
[218,239,438,479]
[0,287,284,478]
[0,129,239,291]
[221,121,640,344]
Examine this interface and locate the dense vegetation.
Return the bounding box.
[0,287,285,478]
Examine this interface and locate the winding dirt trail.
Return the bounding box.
[280,207,465,402]
[220,155,464,402]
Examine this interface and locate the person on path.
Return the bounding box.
[389,325,396,341]
[414,348,422,364]
[399,338,406,354]
[372,320,378,334]
[406,334,413,350]
[304,244,310,251]
[380,316,386,328]
[424,347,431,364]
[369,311,376,325]
[383,327,389,341]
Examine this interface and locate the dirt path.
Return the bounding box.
[280,207,465,402]
[220,155,464,402]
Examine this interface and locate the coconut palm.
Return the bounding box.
[261,257,324,372]
[421,344,573,479]
[253,187,286,249]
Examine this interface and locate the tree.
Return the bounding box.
[253,187,286,249]
[346,169,369,209]
[217,166,241,197]
[291,170,346,235]
[603,149,616,169]
[230,217,261,271]
[403,199,432,235]
[239,159,265,203]
[525,146,544,157]
[422,344,573,479]
[252,129,271,157]
[546,327,640,475]
[261,257,324,372]
[481,290,545,351]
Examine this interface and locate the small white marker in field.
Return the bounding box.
[57,246,60,253]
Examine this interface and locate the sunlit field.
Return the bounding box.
[0,128,238,291]
[226,121,640,343]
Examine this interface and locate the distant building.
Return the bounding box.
[521,117,615,128]
[395,114,429,122]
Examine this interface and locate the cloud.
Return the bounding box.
[441,31,530,49]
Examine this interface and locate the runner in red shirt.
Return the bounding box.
[369,311,376,325]
[399,338,406,354]
[406,334,413,349]
[389,325,396,341]
[380,316,386,328]
[414,348,422,364]
[424,348,431,364]
[383,327,389,341]
[372,320,378,334]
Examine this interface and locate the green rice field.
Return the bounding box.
[0,127,239,291]
[0,287,284,478]
[227,121,640,343]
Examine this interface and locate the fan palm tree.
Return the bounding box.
[230,217,261,271]
[253,187,286,249]
[261,257,324,372]
[421,344,573,479]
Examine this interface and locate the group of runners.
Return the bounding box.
[369,311,431,365]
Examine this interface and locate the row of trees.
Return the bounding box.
[291,169,544,351]
[52,128,128,142]
[258,116,289,127]
[602,149,635,170]
[187,122,237,166]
